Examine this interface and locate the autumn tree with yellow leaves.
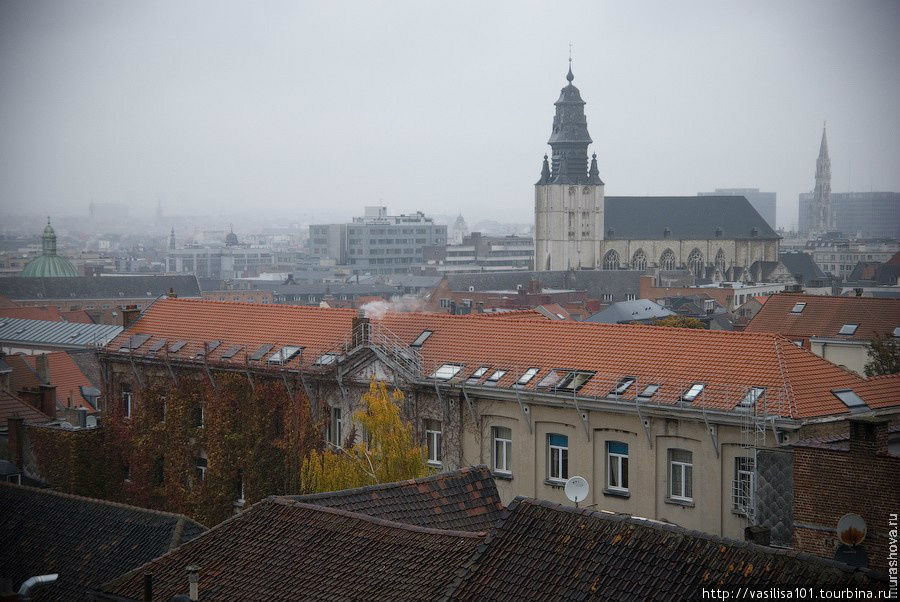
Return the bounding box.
[300,381,430,493]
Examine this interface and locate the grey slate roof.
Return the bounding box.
[605,196,779,241]
[0,275,201,301]
[0,482,205,601]
[585,299,675,324]
[446,269,645,302]
[779,251,827,285]
[0,317,122,349]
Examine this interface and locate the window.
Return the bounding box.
[547,434,569,482]
[328,406,343,447]
[555,371,594,392]
[631,249,647,271]
[439,298,451,309]
[411,330,432,347]
[681,383,705,403]
[466,366,488,385]
[315,353,338,366]
[194,403,204,427]
[832,389,868,412]
[606,441,629,492]
[790,302,806,314]
[603,250,620,270]
[838,323,858,335]
[268,345,303,364]
[739,387,765,409]
[195,456,208,483]
[516,368,539,387]
[625,293,637,301]
[492,426,512,475]
[430,364,462,380]
[668,449,693,502]
[537,370,561,388]
[611,377,635,397]
[733,456,754,514]
[425,419,442,466]
[637,384,660,399]
[893,326,900,338]
[122,385,132,418]
[601,293,613,303]
[484,370,506,386]
[6,474,21,485]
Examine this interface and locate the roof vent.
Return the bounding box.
[715,227,723,237]
[607,228,615,237]
[663,227,671,238]
[750,227,759,237]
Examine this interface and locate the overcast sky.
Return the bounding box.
[1,0,898,229]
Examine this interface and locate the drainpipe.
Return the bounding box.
[17,574,58,601]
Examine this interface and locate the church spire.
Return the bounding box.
[545,57,593,184]
[811,122,832,237]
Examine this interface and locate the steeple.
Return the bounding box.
[536,154,551,184]
[544,59,594,185]
[42,217,57,256]
[811,122,832,236]
[588,153,603,185]
[169,227,176,251]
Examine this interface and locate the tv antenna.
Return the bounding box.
[564,476,589,508]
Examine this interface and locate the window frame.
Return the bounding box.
[430,364,462,381]
[680,383,705,403]
[547,433,569,483]
[516,368,539,387]
[492,426,512,475]
[425,419,442,466]
[328,406,343,448]
[668,448,693,502]
[611,377,636,397]
[606,441,629,493]
[484,369,507,387]
[733,456,755,515]
[554,370,595,393]
[122,386,132,418]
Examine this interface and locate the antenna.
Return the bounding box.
[836,513,866,547]
[564,475,589,508]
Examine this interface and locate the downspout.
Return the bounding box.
[17,574,58,601]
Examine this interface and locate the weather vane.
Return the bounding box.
[569,42,573,66]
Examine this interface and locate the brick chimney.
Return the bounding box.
[39,384,57,418]
[35,353,50,384]
[849,417,889,456]
[351,309,369,347]
[7,416,24,468]
[122,305,141,328]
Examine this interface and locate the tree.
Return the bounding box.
[633,316,705,329]
[300,380,430,493]
[864,331,900,377]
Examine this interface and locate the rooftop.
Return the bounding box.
[585,298,675,324]
[0,389,50,429]
[0,274,201,301]
[0,482,205,601]
[0,317,122,349]
[745,293,900,342]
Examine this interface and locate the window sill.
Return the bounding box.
[732,509,752,518]
[492,471,513,481]
[665,497,695,508]
[544,479,566,489]
[602,488,630,499]
[427,461,443,468]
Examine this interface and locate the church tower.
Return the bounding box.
[810,123,832,238]
[534,61,604,271]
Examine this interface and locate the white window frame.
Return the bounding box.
[681,383,704,403]
[606,441,629,492]
[430,364,462,380]
[425,420,442,466]
[492,426,512,475]
[733,456,755,514]
[547,434,569,483]
[516,368,539,387]
[122,388,132,418]
[195,457,208,483]
[328,406,343,448]
[669,449,693,502]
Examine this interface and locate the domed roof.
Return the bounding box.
[225,228,239,246]
[21,218,78,278]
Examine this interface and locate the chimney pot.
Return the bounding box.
[39,384,56,418]
[122,305,141,328]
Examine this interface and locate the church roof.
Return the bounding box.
[21,219,78,278]
[604,195,779,241]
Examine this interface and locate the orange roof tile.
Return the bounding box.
[853,373,900,410]
[100,297,890,419]
[22,353,97,411]
[745,294,900,341]
[0,306,65,322]
[0,389,50,428]
[60,310,95,324]
[6,354,42,394]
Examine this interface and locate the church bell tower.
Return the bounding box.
[534,60,605,271]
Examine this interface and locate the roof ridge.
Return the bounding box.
[287,465,491,501]
[275,499,487,539]
[0,481,205,526]
[158,296,359,314]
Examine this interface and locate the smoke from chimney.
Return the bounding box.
[360,295,426,319]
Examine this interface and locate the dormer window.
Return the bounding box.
[838,324,858,336]
[681,383,705,403]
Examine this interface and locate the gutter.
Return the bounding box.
[18,574,58,601]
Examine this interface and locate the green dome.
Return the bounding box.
[21,219,78,278]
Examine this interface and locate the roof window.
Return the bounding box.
[516,368,539,387]
[315,353,339,366]
[681,383,705,403]
[466,367,488,385]
[790,302,806,314]
[249,344,274,361]
[411,330,432,347]
[894,326,900,338]
[168,340,187,353]
[484,370,506,387]
[838,323,858,335]
[196,340,221,357]
[739,387,765,408]
[611,377,635,397]
[221,345,244,360]
[637,384,660,400]
[268,345,303,364]
[555,371,595,392]
[430,364,462,380]
[537,370,561,389]
[832,389,868,413]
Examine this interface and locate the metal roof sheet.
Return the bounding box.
[0,317,122,349]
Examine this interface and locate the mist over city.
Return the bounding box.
[0,2,898,600]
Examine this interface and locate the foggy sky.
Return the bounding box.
[1,0,898,230]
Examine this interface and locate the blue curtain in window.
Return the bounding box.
[607,441,628,455]
[549,434,568,447]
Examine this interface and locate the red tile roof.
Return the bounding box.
[6,354,42,394]
[23,352,97,411]
[853,373,900,410]
[0,389,50,428]
[0,306,94,324]
[101,297,890,419]
[745,293,900,342]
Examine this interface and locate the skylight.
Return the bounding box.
[315,353,339,366]
[832,389,868,413]
[430,364,462,380]
[147,338,168,354]
[221,345,244,360]
[681,383,705,402]
[838,323,858,335]
[249,344,274,361]
[894,326,900,338]
[168,340,187,353]
[485,370,507,386]
[119,333,151,351]
[790,302,806,314]
[637,384,660,399]
[466,367,488,385]
[516,368,539,386]
[555,371,594,392]
[611,377,636,396]
[740,387,765,408]
[268,345,303,364]
[537,370,561,389]
[410,330,432,347]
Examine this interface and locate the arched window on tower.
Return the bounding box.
[659,249,676,271]
[631,249,647,271]
[715,248,726,274]
[688,248,704,278]
[603,250,620,270]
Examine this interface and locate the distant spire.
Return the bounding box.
[588,153,603,185]
[818,121,829,160]
[537,154,551,184]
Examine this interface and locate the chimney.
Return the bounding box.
[7,416,24,468]
[849,417,889,456]
[76,407,88,428]
[167,287,177,298]
[35,354,50,384]
[39,384,57,418]
[187,565,199,601]
[122,305,141,328]
[351,309,369,347]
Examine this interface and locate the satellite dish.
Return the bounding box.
[836,513,867,546]
[564,476,589,505]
